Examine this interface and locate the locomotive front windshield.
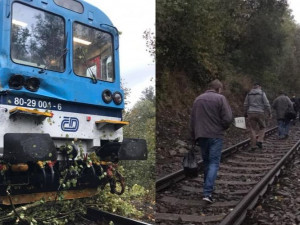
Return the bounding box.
[73,22,114,82]
[11,3,65,72]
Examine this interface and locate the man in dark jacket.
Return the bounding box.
[244,83,271,150]
[273,91,294,139]
[190,79,232,203]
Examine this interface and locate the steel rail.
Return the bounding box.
[219,137,300,225]
[86,207,152,225]
[156,127,278,192]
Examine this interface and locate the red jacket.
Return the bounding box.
[190,90,233,139]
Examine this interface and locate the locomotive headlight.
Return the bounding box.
[24,77,40,92]
[102,89,112,103]
[9,75,24,90]
[113,92,122,105]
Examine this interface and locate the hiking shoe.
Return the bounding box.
[251,145,258,151]
[203,195,213,203]
[256,142,263,149]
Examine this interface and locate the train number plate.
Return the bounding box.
[11,97,63,111]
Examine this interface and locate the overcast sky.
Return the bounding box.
[85,0,155,109]
[289,0,300,23]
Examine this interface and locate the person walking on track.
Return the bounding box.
[244,82,272,150]
[190,79,233,203]
[272,91,294,139]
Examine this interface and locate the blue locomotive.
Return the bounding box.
[0,0,146,204]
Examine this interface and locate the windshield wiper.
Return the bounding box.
[39,33,69,74]
[78,47,97,84]
[39,48,68,74]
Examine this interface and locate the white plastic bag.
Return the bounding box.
[233,117,246,129]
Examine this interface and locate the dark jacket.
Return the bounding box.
[293,98,300,112]
[244,88,271,115]
[190,90,233,139]
[272,94,293,120]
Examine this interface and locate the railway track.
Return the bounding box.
[85,207,152,225]
[156,125,300,225]
[2,206,153,225]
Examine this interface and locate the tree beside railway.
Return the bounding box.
[122,86,156,190]
[157,0,300,92]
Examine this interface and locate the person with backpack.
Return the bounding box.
[291,96,300,122]
[190,79,232,203]
[273,91,294,139]
[244,82,272,150]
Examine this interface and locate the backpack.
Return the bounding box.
[285,110,296,121]
[285,97,297,121]
[293,98,300,112]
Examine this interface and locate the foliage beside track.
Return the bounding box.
[157,0,300,95]
[0,185,152,224]
[122,86,156,190]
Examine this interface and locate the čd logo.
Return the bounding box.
[61,117,79,132]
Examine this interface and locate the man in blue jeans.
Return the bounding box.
[190,79,232,203]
